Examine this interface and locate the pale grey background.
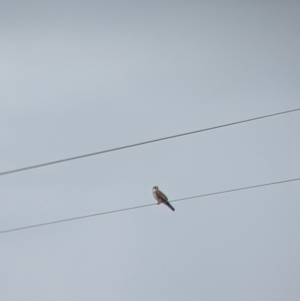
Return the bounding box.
[1,0,300,300]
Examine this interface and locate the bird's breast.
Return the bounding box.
[153,192,160,201]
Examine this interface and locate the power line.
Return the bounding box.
[1,177,299,234]
[1,108,300,176]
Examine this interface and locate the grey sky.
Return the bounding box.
[1,0,300,300]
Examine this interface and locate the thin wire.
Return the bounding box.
[1,108,300,176]
[1,177,299,234]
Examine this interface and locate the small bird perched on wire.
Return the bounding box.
[152,186,175,211]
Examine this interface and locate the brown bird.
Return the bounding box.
[152,186,175,211]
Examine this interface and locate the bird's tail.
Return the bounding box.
[163,201,175,212]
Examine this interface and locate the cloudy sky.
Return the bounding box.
[1,0,300,300]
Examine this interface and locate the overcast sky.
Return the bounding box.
[1,0,300,300]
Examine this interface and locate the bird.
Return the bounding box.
[152,186,175,211]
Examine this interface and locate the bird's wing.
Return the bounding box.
[156,190,168,201]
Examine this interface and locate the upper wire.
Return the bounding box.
[1,108,300,176]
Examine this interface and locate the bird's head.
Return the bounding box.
[152,186,158,191]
